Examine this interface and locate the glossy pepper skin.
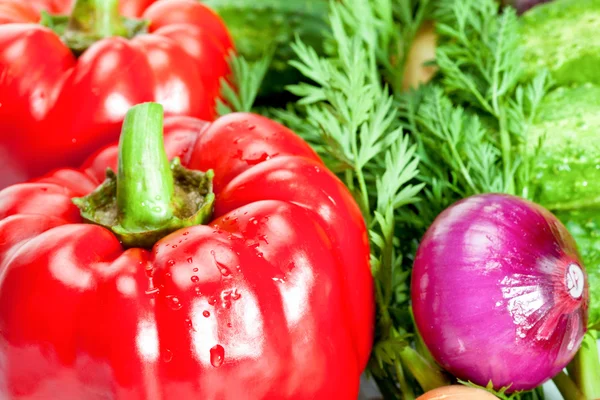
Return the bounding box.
[0,106,375,399]
[0,0,233,188]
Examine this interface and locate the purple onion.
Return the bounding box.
[411,194,589,391]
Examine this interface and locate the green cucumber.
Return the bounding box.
[520,0,600,86]
[529,84,600,209]
[556,209,600,325]
[203,0,330,98]
[529,84,600,324]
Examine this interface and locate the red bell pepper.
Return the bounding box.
[0,103,375,399]
[0,0,233,189]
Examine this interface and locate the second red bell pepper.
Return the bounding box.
[0,103,374,399]
[0,0,233,188]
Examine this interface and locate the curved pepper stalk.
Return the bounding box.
[67,0,128,39]
[41,0,148,55]
[73,103,215,249]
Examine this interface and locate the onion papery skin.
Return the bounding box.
[411,193,589,391]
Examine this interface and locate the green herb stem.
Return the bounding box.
[566,331,600,400]
[429,100,477,193]
[398,345,449,392]
[498,113,515,195]
[409,308,437,366]
[377,207,395,307]
[374,375,402,399]
[448,137,477,194]
[552,370,585,400]
[375,279,392,334]
[356,167,372,225]
[394,358,415,400]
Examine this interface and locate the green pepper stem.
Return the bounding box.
[72,102,214,248]
[116,103,175,232]
[566,330,600,399]
[67,0,127,39]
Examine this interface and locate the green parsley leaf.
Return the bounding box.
[458,379,547,400]
[282,0,443,397]
[216,50,274,115]
[432,0,551,198]
[398,0,552,231]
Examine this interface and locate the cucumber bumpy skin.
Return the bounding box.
[522,0,600,324]
[529,84,600,208]
[558,208,600,325]
[520,0,600,86]
[204,0,330,98]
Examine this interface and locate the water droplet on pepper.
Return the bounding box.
[163,349,173,363]
[166,295,182,311]
[210,345,224,367]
